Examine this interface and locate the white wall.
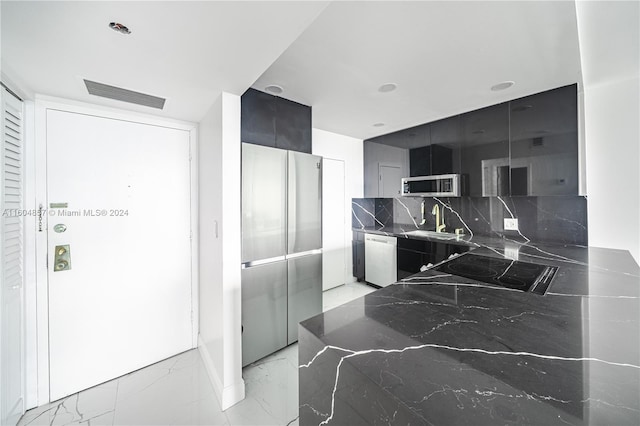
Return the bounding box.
[576,1,640,265]
[198,93,244,409]
[312,128,364,285]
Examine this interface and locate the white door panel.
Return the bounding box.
[322,158,345,291]
[379,165,402,198]
[46,110,192,400]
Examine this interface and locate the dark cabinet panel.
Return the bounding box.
[509,84,578,196]
[430,116,460,176]
[409,145,431,177]
[430,144,454,175]
[365,85,578,197]
[241,88,312,154]
[459,103,510,197]
[353,232,365,281]
[241,89,276,147]
[275,96,312,153]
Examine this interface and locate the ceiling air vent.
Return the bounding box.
[84,79,166,109]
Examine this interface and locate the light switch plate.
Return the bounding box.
[504,218,519,231]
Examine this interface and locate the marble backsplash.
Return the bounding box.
[353,196,588,246]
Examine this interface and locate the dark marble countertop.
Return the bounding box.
[353,225,589,253]
[299,241,640,425]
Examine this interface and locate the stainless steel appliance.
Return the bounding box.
[241,143,322,366]
[401,173,461,197]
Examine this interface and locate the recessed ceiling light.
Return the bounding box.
[109,22,131,35]
[373,123,385,127]
[512,105,533,112]
[264,85,283,95]
[491,81,515,91]
[378,83,397,93]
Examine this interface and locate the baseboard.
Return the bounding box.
[197,336,245,411]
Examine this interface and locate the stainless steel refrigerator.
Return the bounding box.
[241,143,322,366]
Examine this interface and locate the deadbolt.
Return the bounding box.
[55,260,68,272]
[53,245,71,272]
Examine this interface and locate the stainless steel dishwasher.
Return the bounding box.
[364,234,397,287]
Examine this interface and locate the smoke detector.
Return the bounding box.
[109,22,131,35]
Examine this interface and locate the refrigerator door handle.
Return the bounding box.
[242,255,287,269]
[286,249,322,260]
[287,152,296,252]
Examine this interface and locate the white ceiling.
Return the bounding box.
[1,1,329,122]
[253,1,582,140]
[2,1,581,138]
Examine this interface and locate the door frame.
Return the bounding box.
[31,95,199,406]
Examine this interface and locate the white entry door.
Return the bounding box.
[322,158,345,291]
[46,109,193,400]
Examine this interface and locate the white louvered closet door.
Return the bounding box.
[0,87,24,426]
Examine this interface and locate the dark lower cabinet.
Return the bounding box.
[352,231,365,281]
[397,238,470,279]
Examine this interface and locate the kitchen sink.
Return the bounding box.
[402,230,461,240]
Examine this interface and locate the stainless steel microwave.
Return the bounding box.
[401,174,461,197]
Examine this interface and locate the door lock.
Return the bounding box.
[54,245,72,272]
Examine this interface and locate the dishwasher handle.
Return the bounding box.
[364,234,397,245]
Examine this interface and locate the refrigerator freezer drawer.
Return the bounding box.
[242,144,287,263]
[287,253,322,345]
[287,151,322,254]
[241,261,288,366]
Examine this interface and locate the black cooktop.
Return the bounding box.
[433,252,557,295]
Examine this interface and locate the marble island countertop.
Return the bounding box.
[299,243,640,425]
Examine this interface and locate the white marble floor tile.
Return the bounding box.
[229,344,299,426]
[18,280,377,426]
[322,281,377,312]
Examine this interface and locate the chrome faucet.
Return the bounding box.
[420,200,426,226]
[432,204,446,233]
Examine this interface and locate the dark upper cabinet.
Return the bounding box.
[241,88,312,154]
[459,102,510,197]
[409,145,431,176]
[430,116,460,175]
[407,124,431,176]
[509,84,578,196]
[275,96,312,153]
[364,85,578,197]
[241,89,277,148]
[407,118,459,178]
